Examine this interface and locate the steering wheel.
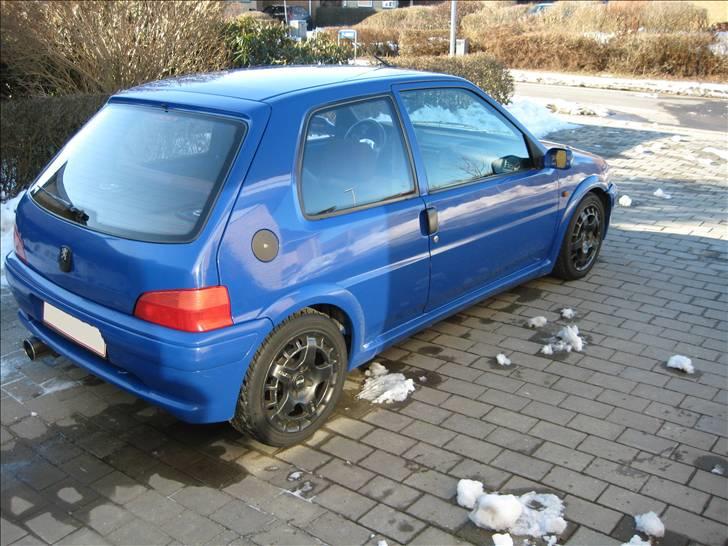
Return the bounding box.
[344,119,387,152]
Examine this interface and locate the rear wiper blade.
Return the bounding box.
[33,185,89,224]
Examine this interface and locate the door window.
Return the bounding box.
[300,97,415,217]
[400,88,532,190]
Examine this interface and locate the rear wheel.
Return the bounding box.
[231,309,347,447]
[553,194,605,280]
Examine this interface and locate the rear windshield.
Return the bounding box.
[30,103,246,243]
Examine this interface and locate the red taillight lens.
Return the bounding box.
[134,286,233,332]
[13,224,27,263]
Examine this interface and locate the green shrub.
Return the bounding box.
[1,95,108,197]
[225,18,352,67]
[392,53,514,104]
[316,7,375,28]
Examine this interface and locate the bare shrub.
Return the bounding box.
[0,1,228,97]
[399,30,450,57]
[392,53,514,104]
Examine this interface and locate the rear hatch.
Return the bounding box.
[15,98,265,315]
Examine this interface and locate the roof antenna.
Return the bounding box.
[373,54,392,67]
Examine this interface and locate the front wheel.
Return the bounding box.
[231,309,347,447]
[552,194,605,280]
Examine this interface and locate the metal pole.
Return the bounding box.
[449,0,457,57]
[283,0,289,25]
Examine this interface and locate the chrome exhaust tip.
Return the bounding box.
[23,337,50,361]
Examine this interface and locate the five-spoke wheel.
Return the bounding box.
[553,193,605,280]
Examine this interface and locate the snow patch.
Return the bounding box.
[1,192,24,286]
[703,146,728,161]
[377,541,388,546]
[540,344,554,356]
[670,135,682,142]
[287,470,303,481]
[560,308,576,320]
[496,353,512,367]
[558,325,585,352]
[711,464,724,475]
[38,378,78,397]
[492,533,514,546]
[457,479,484,510]
[527,316,548,328]
[622,536,650,546]
[505,98,578,138]
[618,195,632,207]
[667,355,694,374]
[469,493,523,531]
[511,492,567,538]
[358,362,415,404]
[634,511,665,538]
[653,188,672,199]
[546,99,610,117]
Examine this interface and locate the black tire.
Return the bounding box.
[230,309,347,447]
[552,193,605,280]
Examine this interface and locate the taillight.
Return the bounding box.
[13,224,27,263]
[133,286,233,332]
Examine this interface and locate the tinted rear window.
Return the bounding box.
[30,103,245,243]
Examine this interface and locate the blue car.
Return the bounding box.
[5,66,615,446]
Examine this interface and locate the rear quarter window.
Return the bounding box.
[30,103,246,243]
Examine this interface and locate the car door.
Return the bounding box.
[393,84,561,311]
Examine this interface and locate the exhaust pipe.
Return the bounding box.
[23,337,50,361]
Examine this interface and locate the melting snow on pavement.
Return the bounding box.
[622,536,651,546]
[496,353,512,367]
[505,98,577,138]
[618,195,632,207]
[634,511,665,538]
[542,325,586,354]
[527,316,548,328]
[358,362,415,404]
[666,354,694,374]
[653,188,672,199]
[492,533,514,546]
[560,308,576,320]
[458,480,567,541]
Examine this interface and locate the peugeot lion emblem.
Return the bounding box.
[58,246,73,273]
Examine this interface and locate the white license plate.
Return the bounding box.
[43,302,106,358]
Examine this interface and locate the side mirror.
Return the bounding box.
[545,147,572,170]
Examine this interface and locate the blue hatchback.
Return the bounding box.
[6,66,615,446]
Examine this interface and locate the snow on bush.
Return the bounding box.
[634,511,665,538]
[560,308,576,320]
[469,493,523,531]
[505,98,577,138]
[667,355,694,374]
[358,362,415,404]
[618,195,632,207]
[0,192,24,286]
[653,188,672,199]
[496,353,512,367]
[457,479,484,509]
[527,316,548,328]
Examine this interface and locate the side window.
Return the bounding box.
[300,97,415,217]
[400,88,532,191]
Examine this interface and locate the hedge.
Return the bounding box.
[1,95,108,198]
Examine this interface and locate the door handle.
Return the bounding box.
[425,207,439,235]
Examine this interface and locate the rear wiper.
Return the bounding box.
[33,185,89,224]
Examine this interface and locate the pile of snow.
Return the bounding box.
[703,146,728,161]
[457,480,567,541]
[670,135,682,142]
[634,511,665,538]
[287,470,303,482]
[653,188,672,199]
[527,316,548,328]
[506,98,577,138]
[358,362,415,404]
[711,464,724,475]
[492,533,513,546]
[666,355,694,374]
[496,353,512,367]
[457,479,485,510]
[541,325,586,354]
[560,308,576,320]
[0,192,24,286]
[618,195,633,207]
[546,99,610,117]
[622,536,650,546]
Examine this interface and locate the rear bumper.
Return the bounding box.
[5,253,272,423]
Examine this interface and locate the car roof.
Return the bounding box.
[121,65,461,103]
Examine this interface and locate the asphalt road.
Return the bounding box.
[515,81,728,133]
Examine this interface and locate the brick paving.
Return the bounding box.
[1,117,726,546]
